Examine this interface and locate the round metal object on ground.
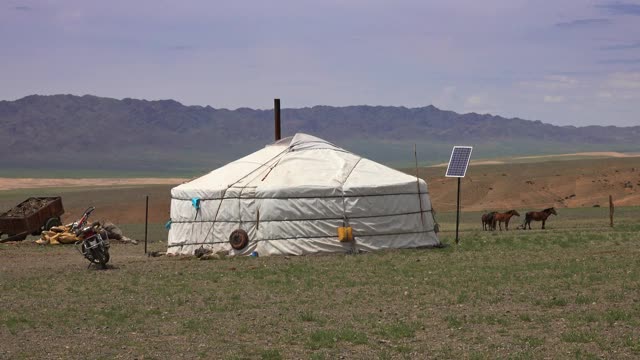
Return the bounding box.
[229,229,249,250]
[45,217,62,231]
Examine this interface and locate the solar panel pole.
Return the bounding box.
[456,178,461,244]
[445,146,472,245]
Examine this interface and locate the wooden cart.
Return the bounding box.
[0,197,65,242]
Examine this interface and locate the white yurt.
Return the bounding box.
[167,133,440,256]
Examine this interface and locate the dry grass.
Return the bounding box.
[1,206,639,359]
[1,157,638,359]
[415,156,640,211]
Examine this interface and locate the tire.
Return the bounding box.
[44,217,62,231]
[91,247,110,267]
[229,229,249,250]
[3,232,28,242]
[82,241,110,267]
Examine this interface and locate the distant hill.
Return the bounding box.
[1,94,639,174]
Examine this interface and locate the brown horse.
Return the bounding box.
[523,207,557,230]
[492,210,520,231]
[481,212,497,230]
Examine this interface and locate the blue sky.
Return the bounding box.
[1,0,639,126]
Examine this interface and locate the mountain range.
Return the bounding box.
[1,94,639,175]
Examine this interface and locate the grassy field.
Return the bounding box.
[1,206,639,359]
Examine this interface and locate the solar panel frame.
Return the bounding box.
[445,146,473,178]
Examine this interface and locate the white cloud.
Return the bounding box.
[594,72,640,101]
[606,72,640,89]
[596,91,613,98]
[545,75,577,85]
[519,75,579,90]
[432,86,457,108]
[463,93,495,114]
[543,95,565,103]
[465,94,485,107]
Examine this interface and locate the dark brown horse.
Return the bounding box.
[523,207,557,229]
[493,210,520,231]
[482,212,497,230]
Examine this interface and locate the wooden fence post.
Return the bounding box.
[609,195,614,228]
[144,195,149,254]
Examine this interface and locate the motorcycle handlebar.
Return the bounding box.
[72,206,97,232]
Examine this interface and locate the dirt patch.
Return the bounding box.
[0,185,175,227]
[514,151,640,160]
[432,160,504,167]
[2,157,639,224]
[419,157,640,211]
[431,151,640,168]
[0,178,188,191]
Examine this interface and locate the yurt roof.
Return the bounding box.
[172,133,424,199]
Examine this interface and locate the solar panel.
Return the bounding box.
[445,146,473,177]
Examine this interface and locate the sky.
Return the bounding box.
[1,0,639,127]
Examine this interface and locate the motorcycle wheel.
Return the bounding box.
[81,242,110,268]
[91,247,110,268]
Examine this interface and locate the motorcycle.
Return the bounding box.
[73,207,110,268]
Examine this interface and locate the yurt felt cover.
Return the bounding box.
[168,133,440,256]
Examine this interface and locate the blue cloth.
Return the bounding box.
[165,220,172,230]
[191,198,201,209]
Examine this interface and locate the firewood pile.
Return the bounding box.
[36,221,138,245]
[2,198,54,218]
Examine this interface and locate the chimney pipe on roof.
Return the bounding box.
[274,98,281,141]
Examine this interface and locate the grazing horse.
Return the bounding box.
[482,212,497,231]
[523,207,557,230]
[492,210,520,231]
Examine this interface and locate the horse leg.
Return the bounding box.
[499,221,502,231]
[542,220,546,229]
[505,219,509,231]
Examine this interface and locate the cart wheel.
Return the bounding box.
[45,217,62,231]
[2,232,28,242]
